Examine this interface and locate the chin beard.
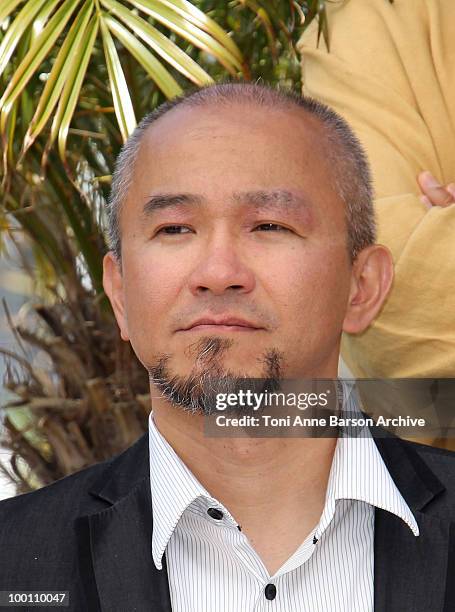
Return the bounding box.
[147,335,284,415]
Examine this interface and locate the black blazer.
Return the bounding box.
[0,428,454,612]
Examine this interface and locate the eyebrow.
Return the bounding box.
[232,190,310,215]
[142,193,203,216]
[142,189,313,222]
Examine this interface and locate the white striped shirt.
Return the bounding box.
[149,388,419,611]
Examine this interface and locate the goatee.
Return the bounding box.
[147,336,283,415]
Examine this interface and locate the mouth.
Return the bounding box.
[179,316,264,333]
[184,324,260,332]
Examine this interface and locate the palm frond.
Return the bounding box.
[0,0,245,167]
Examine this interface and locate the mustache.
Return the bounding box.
[184,336,234,363]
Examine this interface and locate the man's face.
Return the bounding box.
[105,103,355,404]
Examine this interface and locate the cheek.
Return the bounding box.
[121,254,183,325]
[274,248,351,323]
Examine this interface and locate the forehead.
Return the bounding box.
[140,101,327,165]
[126,102,342,218]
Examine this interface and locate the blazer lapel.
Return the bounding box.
[76,434,173,612]
[372,430,453,612]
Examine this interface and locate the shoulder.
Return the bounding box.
[0,454,109,513]
[399,438,455,516]
[0,432,149,525]
[0,432,149,587]
[403,438,455,480]
[371,429,455,520]
[0,456,113,562]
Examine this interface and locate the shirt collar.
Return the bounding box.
[315,380,419,539]
[149,383,419,569]
[149,412,238,569]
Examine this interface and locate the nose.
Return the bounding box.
[187,236,256,297]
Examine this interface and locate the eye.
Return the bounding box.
[254,223,291,232]
[155,225,192,235]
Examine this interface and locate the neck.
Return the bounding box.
[151,398,337,530]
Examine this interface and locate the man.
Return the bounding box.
[0,83,454,611]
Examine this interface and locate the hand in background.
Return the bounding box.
[418,171,455,208]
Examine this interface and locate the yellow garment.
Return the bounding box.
[297,0,455,378]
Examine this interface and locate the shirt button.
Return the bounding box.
[264,583,277,600]
[207,507,224,520]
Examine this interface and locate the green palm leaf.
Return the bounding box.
[29,0,60,43]
[127,0,243,74]
[104,14,183,99]
[0,0,48,78]
[48,14,99,162]
[0,0,246,167]
[148,0,243,62]
[22,0,94,156]
[0,0,81,138]
[0,0,24,27]
[100,15,137,142]
[101,0,213,85]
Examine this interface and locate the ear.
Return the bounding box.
[342,244,394,334]
[103,251,130,341]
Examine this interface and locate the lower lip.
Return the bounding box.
[184,324,260,332]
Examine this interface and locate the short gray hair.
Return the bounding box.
[107,82,375,263]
